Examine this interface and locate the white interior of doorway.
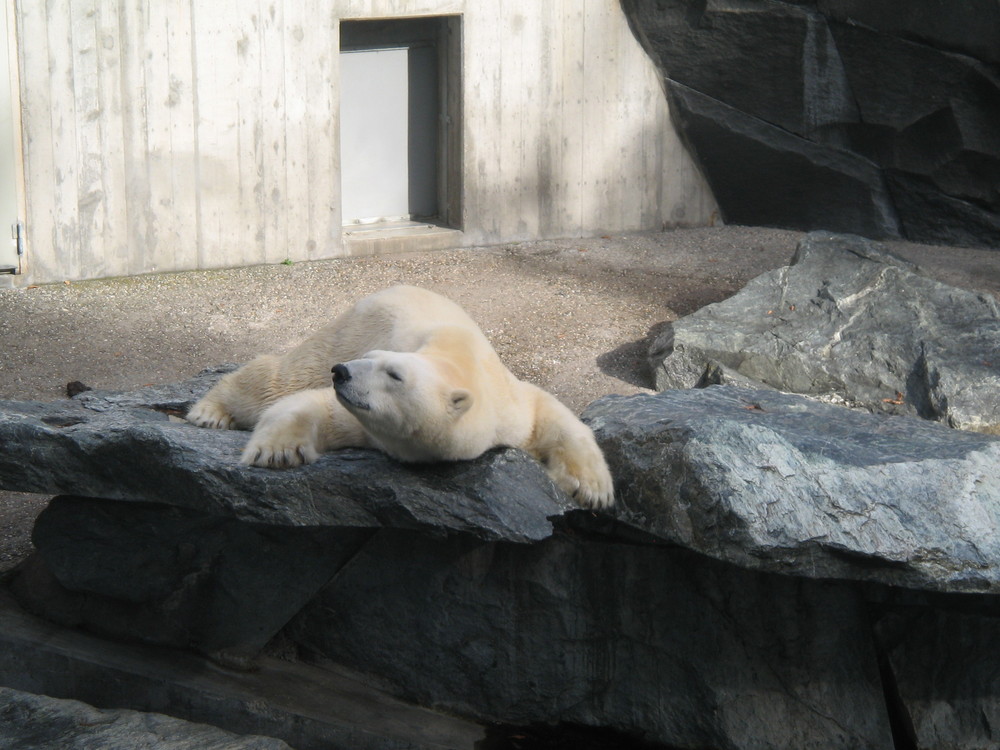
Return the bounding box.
[339,42,438,227]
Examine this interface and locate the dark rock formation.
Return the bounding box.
[3,369,1000,746]
[622,0,1000,248]
[287,530,894,749]
[666,82,898,238]
[649,232,1000,432]
[873,600,1000,750]
[816,0,1000,67]
[0,687,291,750]
[13,498,372,659]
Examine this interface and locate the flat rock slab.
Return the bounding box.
[650,232,1000,432]
[584,385,1000,593]
[0,591,485,750]
[0,687,291,750]
[0,370,571,544]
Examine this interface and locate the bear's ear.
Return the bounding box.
[449,389,473,417]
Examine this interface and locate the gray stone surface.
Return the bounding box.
[0,369,572,544]
[666,82,899,238]
[0,370,571,658]
[287,530,893,750]
[649,232,1000,433]
[0,592,485,750]
[622,0,1000,247]
[0,687,291,750]
[7,339,1000,746]
[14,498,372,657]
[874,602,1000,750]
[583,385,1000,593]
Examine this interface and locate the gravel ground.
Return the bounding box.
[2,226,998,570]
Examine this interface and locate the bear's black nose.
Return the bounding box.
[332,363,351,385]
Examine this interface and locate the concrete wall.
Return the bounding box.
[13,0,716,283]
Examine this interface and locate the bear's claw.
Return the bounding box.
[186,400,234,430]
[573,483,615,510]
[241,439,319,469]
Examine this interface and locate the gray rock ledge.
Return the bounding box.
[0,687,291,750]
[584,386,1000,593]
[0,369,571,544]
[6,375,1000,747]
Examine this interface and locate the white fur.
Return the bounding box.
[187,285,614,509]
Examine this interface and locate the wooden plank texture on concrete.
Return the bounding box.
[13,0,715,283]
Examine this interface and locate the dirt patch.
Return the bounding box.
[1,226,997,570]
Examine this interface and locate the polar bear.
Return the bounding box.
[186,285,614,509]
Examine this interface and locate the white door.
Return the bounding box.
[339,43,439,225]
[0,2,19,273]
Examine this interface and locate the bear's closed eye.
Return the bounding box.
[386,369,403,382]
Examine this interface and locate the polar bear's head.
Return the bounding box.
[332,350,474,462]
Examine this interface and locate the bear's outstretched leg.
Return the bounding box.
[240,388,370,468]
[523,386,615,509]
[187,355,285,430]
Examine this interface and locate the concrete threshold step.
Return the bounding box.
[0,591,484,750]
[342,221,464,256]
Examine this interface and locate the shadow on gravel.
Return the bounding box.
[596,322,670,389]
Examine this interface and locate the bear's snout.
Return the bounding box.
[332,363,351,385]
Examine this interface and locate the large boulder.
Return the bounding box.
[0,370,571,659]
[285,384,1000,747]
[584,386,1000,593]
[649,232,1000,433]
[666,83,898,238]
[622,0,1000,247]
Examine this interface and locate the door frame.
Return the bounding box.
[338,15,462,232]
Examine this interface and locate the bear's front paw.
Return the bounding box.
[186,399,235,430]
[239,390,335,468]
[547,450,615,510]
[240,433,320,468]
[573,470,615,510]
[239,403,322,469]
